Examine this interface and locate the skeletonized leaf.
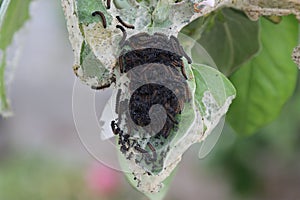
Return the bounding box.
[192,63,236,158]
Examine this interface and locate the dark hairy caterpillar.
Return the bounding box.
[91,11,107,28]
[116,16,135,29]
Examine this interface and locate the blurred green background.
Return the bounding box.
[0,0,299,199]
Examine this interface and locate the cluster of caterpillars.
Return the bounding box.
[90,4,192,173]
[111,120,160,164]
[113,32,192,173]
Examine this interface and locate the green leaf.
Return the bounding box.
[227,16,299,136]
[0,0,31,49]
[196,8,260,76]
[0,0,31,116]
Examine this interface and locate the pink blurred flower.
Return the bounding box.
[86,163,121,195]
